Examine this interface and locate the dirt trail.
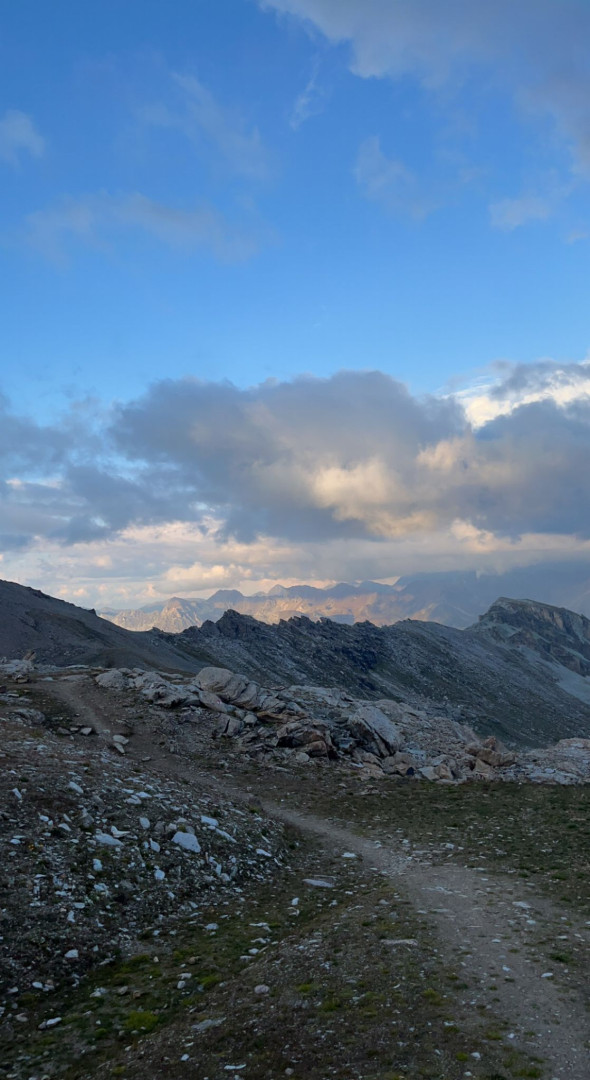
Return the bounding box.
[38,674,590,1079]
[256,803,589,1080]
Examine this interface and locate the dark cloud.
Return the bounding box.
[3,367,590,561]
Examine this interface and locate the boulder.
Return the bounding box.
[381,751,415,776]
[198,689,229,713]
[346,704,401,757]
[419,765,438,781]
[471,757,497,779]
[95,670,129,691]
[476,746,516,768]
[196,667,287,718]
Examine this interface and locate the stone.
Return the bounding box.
[198,689,228,712]
[472,757,497,779]
[433,762,454,781]
[476,746,516,768]
[346,704,401,756]
[95,832,122,847]
[96,670,129,691]
[172,831,201,854]
[419,766,438,781]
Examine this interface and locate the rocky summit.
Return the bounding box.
[1,579,590,1079]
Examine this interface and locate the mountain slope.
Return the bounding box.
[0,579,210,671]
[172,603,590,747]
[4,578,590,749]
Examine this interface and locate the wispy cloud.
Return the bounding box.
[141,72,271,180]
[26,191,262,263]
[262,0,590,208]
[355,136,435,218]
[0,110,45,166]
[489,194,553,231]
[290,58,326,129]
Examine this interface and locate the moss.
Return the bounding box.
[122,1009,160,1033]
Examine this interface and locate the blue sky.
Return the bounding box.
[2,0,590,605]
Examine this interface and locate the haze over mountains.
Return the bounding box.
[100,563,590,633]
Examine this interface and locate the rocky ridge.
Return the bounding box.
[87,661,590,786]
[4,579,590,750]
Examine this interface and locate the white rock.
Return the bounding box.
[254,984,270,995]
[139,816,151,830]
[64,949,79,960]
[68,781,84,795]
[95,832,122,847]
[172,831,201,854]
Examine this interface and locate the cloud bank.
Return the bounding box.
[3,362,590,603]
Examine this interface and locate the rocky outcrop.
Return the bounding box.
[90,663,590,785]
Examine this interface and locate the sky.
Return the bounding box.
[2,0,590,608]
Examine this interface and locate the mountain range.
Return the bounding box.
[3,576,590,748]
[99,562,590,632]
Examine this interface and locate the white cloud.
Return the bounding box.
[0,109,45,166]
[457,359,590,426]
[26,191,261,263]
[489,194,552,231]
[290,59,327,129]
[261,0,590,182]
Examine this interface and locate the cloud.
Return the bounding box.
[489,194,553,231]
[0,109,45,166]
[290,59,327,129]
[141,72,271,180]
[5,363,590,603]
[355,136,435,217]
[260,1,590,179]
[26,191,261,263]
[458,358,590,426]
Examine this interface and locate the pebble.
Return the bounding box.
[254,984,270,995]
[39,1017,62,1029]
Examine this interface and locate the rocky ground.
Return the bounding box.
[1,660,589,1080]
